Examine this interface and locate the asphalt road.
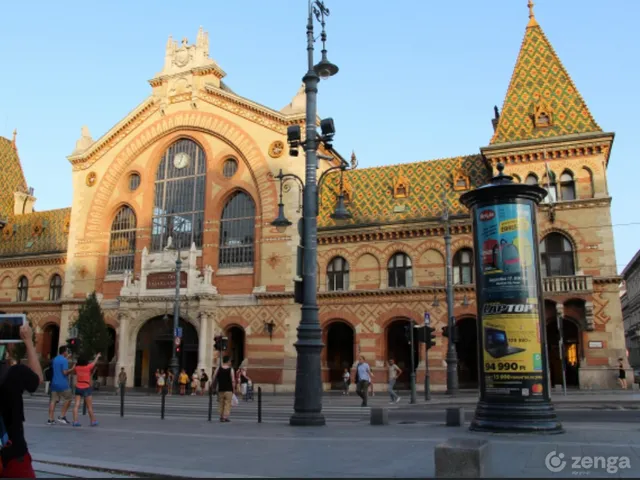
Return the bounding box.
[23,394,640,425]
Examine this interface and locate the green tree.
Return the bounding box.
[12,316,36,363]
[72,292,110,358]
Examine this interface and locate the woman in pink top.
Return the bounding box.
[72,352,101,427]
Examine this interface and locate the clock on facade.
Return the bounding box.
[173,152,190,169]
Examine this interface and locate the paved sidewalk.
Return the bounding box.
[22,409,640,478]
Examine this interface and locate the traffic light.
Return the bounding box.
[441,324,458,342]
[214,335,229,351]
[441,326,449,338]
[66,337,80,354]
[425,326,436,350]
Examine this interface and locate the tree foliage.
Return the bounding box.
[72,292,110,358]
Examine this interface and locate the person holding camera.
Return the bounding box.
[0,323,43,478]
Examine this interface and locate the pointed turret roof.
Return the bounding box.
[490,2,602,145]
[0,133,28,218]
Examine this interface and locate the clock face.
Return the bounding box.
[173,152,190,169]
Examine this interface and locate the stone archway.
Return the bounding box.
[456,317,479,389]
[134,316,198,388]
[41,324,60,360]
[325,321,355,388]
[225,326,245,369]
[386,318,419,389]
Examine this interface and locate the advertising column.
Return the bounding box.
[460,163,562,434]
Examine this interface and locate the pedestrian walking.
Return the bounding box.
[342,368,350,395]
[618,358,627,389]
[167,370,174,395]
[212,356,236,422]
[117,367,127,396]
[43,354,52,396]
[179,369,188,395]
[387,359,402,404]
[199,369,209,395]
[0,323,43,478]
[157,370,166,394]
[355,356,373,407]
[237,367,251,400]
[47,345,75,425]
[191,370,199,395]
[154,369,161,394]
[72,353,101,427]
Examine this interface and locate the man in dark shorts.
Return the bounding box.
[0,323,43,478]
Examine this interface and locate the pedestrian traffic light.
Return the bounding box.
[221,336,228,351]
[441,326,448,338]
[426,326,436,350]
[214,335,222,351]
[441,325,458,342]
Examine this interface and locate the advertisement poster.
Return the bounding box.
[476,203,537,302]
[481,302,545,398]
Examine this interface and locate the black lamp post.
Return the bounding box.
[167,215,187,387]
[442,191,459,395]
[460,163,563,433]
[270,0,344,426]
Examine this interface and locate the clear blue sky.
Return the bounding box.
[1,0,638,273]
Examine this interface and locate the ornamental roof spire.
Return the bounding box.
[527,0,538,27]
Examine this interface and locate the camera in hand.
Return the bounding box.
[0,314,26,343]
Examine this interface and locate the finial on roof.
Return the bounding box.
[527,0,538,27]
[11,129,17,148]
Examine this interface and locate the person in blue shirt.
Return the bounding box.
[356,355,373,407]
[47,345,75,425]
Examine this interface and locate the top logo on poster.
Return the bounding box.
[479,209,495,221]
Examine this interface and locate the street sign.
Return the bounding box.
[424,312,430,326]
[174,337,181,346]
[175,327,183,338]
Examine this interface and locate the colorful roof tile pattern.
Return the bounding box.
[490,20,601,144]
[0,208,70,258]
[318,155,489,228]
[0,136,28,219]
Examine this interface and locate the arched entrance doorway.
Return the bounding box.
[325,321,355,388]
[546,317,581,387]
[456,317,478,389]
[386,319,419,389]
[226,326,245,369]
[134,316,198,388]
[107,327,116,362]
[42,324,60,360]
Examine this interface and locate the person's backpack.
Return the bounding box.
[201,373,209,382]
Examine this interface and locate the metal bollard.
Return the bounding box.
[82,397,87,416]
[258,386,262,423]
[161,386,166,420]
[208,385,213,422]
[120,383,125,417]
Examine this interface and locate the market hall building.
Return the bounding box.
[0,7,628,390]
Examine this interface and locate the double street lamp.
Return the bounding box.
[271,0,344,427]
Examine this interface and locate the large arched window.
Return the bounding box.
[16,276,28,302]
[108,206,137,274]
[525,173,538,186]
[219,191,255,268]
[540,233,575,277]
[327,256,349,291]
[453,248,474,285]
[49,274,62,301]
[559,171,576,201]
[542,170,558,203]
[388,252,412,288]
[151,139,206,251]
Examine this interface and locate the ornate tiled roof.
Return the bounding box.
[490,12,601,145]
[318,155,489,228]
[0,135,28,219]
[0,207,70,258]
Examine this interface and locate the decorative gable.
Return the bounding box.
[452,170,470,191]
[532,101,553,128]
[393,175,410,199]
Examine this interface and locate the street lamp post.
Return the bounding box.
[168,218,185,386]
[276,0,340,427]
[442,191,459,395]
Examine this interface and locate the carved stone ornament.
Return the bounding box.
[268,140,284,158]
[343,178,353,203]
[452,170,470,192]
[86,171,97,187]
[2,223,14,240]
[32,219,44,237]
[393,175,410,199]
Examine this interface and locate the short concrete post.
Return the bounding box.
[435,438,490,478]
[370,407,389,425]
[445,407,464,426]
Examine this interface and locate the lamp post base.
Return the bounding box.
[289,412,326,426]
[470,400,564,434]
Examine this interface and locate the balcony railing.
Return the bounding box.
[543,275,593,295]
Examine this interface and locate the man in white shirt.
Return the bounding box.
[388,359,402,404]
[356,356,373,407]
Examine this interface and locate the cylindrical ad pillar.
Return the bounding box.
[460,162,563,434]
